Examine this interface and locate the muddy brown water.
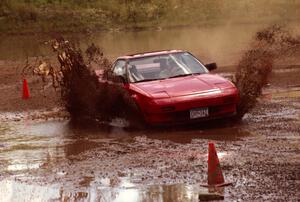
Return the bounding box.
[1,87,299,201]
[1,23,300,201]
[1,23,293,65]
[0,179,225,201]
[0,119,249,202]
[0,120,250,172]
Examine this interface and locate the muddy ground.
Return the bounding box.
[0,58,299,201]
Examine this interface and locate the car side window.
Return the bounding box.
[112,60,126,76]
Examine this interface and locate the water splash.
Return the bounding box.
[23,37,141,126]
[235,25,300,118]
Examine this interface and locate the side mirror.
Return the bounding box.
[205,63,217,71]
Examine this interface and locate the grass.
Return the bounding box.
[0,0,299,34]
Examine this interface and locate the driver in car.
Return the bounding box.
[159,58,185,78]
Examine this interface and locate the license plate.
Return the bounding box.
[190,108,209,119]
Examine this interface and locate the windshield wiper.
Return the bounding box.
[168,73,192,79]
[135,79,158,83]
[192,72,205,75]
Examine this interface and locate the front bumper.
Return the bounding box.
[141,89,239,125]
[144,103,237,125]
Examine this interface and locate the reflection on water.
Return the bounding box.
[0,179,223,202]
[7,163,40,171]
[0,120,251,173]
[0,120,247,201]
[0,180,60,202]
[0,120,118,173]
[143,125,252,143]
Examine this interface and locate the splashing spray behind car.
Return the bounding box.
[44,37,140,125]
[235,25,300,118]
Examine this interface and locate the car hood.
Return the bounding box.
[133,74,234,98]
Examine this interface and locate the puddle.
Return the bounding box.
[0,119,251,183]
[263,86,300,98]
[0,120,114,173]
[0,180,61,202]
[0,179,222,202]
[140,126,252,143]
[7,163,41,172]
[271,89,300,99]
[0,24,272,65]
[0,110,255,202]
[0,22,299,201]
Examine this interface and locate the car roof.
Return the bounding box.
[116,50,185,60]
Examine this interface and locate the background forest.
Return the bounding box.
[0,0,299,33]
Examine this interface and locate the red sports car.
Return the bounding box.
[97,50,239,125]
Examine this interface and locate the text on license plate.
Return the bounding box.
[190,108,209,119]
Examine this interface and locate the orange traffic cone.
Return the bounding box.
[22,79,30,99]
[207,142,232,187]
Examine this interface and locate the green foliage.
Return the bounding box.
[0,0,299,34]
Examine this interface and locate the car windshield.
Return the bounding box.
[127,52,208,83]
